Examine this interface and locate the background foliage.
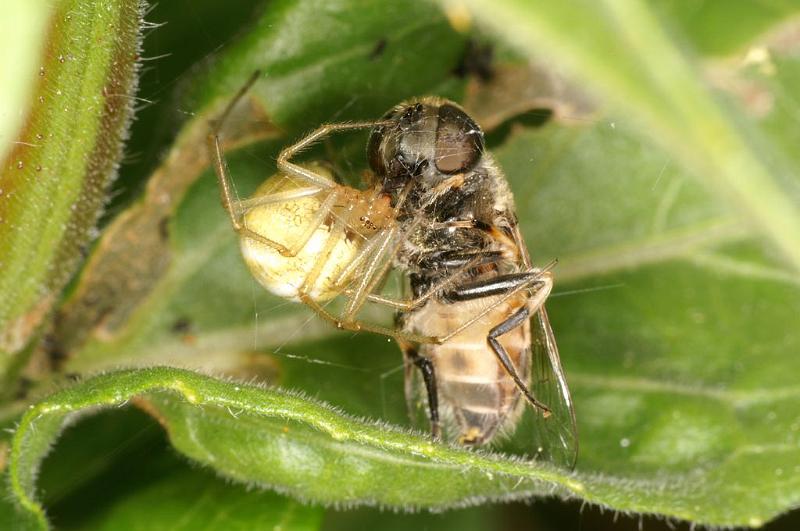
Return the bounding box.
[2,0,800,529]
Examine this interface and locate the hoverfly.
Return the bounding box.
[207,72,578,468]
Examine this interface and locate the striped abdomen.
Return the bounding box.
[404,294,531,444]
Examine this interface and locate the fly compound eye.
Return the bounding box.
[368,103,429,178]
[368,105,406,176]
[434,104,484,174]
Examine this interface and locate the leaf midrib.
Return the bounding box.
[556,216,748,282]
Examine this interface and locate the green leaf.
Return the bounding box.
[73,467,323,531]
[6,368,574,529]
[1,482,21,531]
[451,0,800,275]
[0,0,143,372]
[185,0,468,129]
[36,409,323,531]
[652,0,800,56]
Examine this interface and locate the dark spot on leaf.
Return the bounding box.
[369,38,387,60]
[158,216,170,240]
[14,377,33,400]
[171,317,193,334]
[44,335,69,371]
[453,39,494,82]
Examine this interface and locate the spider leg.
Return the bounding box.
[358,251,500,310]
[206,71,332,257]
[277,120,390,190]
[295,221,438,343]
[207,71,263,225]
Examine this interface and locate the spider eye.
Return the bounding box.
[434,104,484,174]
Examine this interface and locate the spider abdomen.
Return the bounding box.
[239,167,360,302]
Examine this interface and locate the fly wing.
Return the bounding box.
[529,305,579,469]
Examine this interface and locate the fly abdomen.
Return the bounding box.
[407,297,531,444]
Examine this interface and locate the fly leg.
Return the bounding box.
[439,269,554,343]
[359,250,506,311]
[398,340,441,440]
[435,270,556,414]
[487,306,551,416]
[350,217,534,314]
